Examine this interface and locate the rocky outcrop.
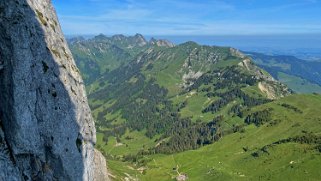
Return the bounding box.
[93,149,110,181]
[230,47,246,59]
[149,38,175,47]
[111,33,148,47]
[133,33,148,47]
[238,58,290,99]
[0,0,108,180]
[258,81,290,100]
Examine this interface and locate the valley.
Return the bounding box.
[69,34,321,181]
[247,52,321,93]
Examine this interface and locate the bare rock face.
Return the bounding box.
[0,123,21,181]
[0,0,108,180]
[149,38,175,48]
[93,149,110,181]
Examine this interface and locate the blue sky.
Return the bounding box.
[52,0,321,35]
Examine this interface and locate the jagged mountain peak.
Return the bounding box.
[131,33,148,46]
[111,34,126,41]
[149,37,175,47]
[134,33,144,38]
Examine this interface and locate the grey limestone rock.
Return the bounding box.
[0,0,109,180]
[93,149,110,181]
[149,38,175,48]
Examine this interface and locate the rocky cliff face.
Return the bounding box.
[0,0,108,180]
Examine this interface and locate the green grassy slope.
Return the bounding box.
[68,34,152,85]
[69,40,133,84]
[105,94,321,181]
[278,72,321,93]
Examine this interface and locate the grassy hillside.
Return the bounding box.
[68,34,151,85]
[278,72,321,93]
[103,94,321,181]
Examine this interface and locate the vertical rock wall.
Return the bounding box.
[0,0,108,180]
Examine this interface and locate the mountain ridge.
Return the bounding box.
[68,34,176,85]
[71,35,289,99]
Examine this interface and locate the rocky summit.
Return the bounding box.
[0,0,109,180]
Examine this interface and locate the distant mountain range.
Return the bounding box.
[68,34,321,94]
[68,34,321,181]
[68,34,175,84]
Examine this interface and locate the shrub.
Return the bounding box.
[36,9,48,26]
